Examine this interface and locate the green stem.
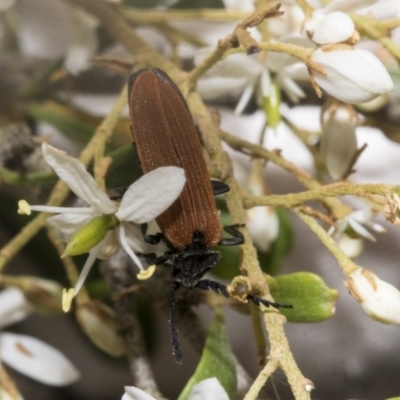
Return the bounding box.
[244,183,393,209]
[121,6,250,23]
[352,14,400,62]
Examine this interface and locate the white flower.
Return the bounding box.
[9,0,98,75]
[320,104,359,180]
[247,206,279,252]
[306,11,356,45]
[345,267,400,324]
[268,3,305,38]
[18,143,186,301]
[311,46,394,104]
[64,6,99,75]
[122,377,229,400]
[0,288,80,386]
[195,37,311,114]
[195,50,268,114]
[329,210,386,257]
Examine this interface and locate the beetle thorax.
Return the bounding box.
[170,231,221,288]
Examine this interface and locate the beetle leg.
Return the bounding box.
[140,223,164,245]
[196,280,292,309]
[136,251,172,265]
[211,180,230,195]
[170,282,182,364]
[195,279,229,297]
[247,294,293,309]
[218,224,245,246]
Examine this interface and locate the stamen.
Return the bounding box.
[137,265,156,280]
[235,84,254,115]
[28,205,94,214]
[62,288,75,312]
[73,243,103,295]
[118,224,145,271]
[18,200,31,215]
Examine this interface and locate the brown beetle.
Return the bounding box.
[128,68,290,362]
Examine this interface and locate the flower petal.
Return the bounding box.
[116,167,186,224]
[195,49,263,78]
[122,386,157,400]
[0,332,80,386]
[311,12,354,45]
[323,0,378,14]
[234,83,255,115]
[42,143,116,214]
[311,47,393,104]
[197,76,250,100]
[188,377,229,400]
[64,7,98,75]
[0,288,32,329]
[348,218,376,242]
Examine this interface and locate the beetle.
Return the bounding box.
[128,68,291,362]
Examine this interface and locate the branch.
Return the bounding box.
[243,182,394,209]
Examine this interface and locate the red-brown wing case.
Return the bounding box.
[128,68,222,250]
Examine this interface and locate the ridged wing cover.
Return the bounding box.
[128,69,222,250]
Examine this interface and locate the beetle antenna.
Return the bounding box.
[170,282,182,364]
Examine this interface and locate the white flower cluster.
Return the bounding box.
[196,0,394,113]
[305,0,393,103]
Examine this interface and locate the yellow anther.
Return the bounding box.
[137,265,156,281]
[62,288,75,312]
[18,200,31,215]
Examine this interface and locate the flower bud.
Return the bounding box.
[1,276,63,316]
[76,301,126,356]
[337,233,363,259]
[320,103,358,180]
[311,12,356,45]
[311,46,393,104]
[246,160,279,252]
[0,287,32,328]
[345,267,400,324]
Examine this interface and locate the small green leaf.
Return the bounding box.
[385,397,400,399]
[260,207,293,275]
[178,311,236,400]
[267,272,338,322]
